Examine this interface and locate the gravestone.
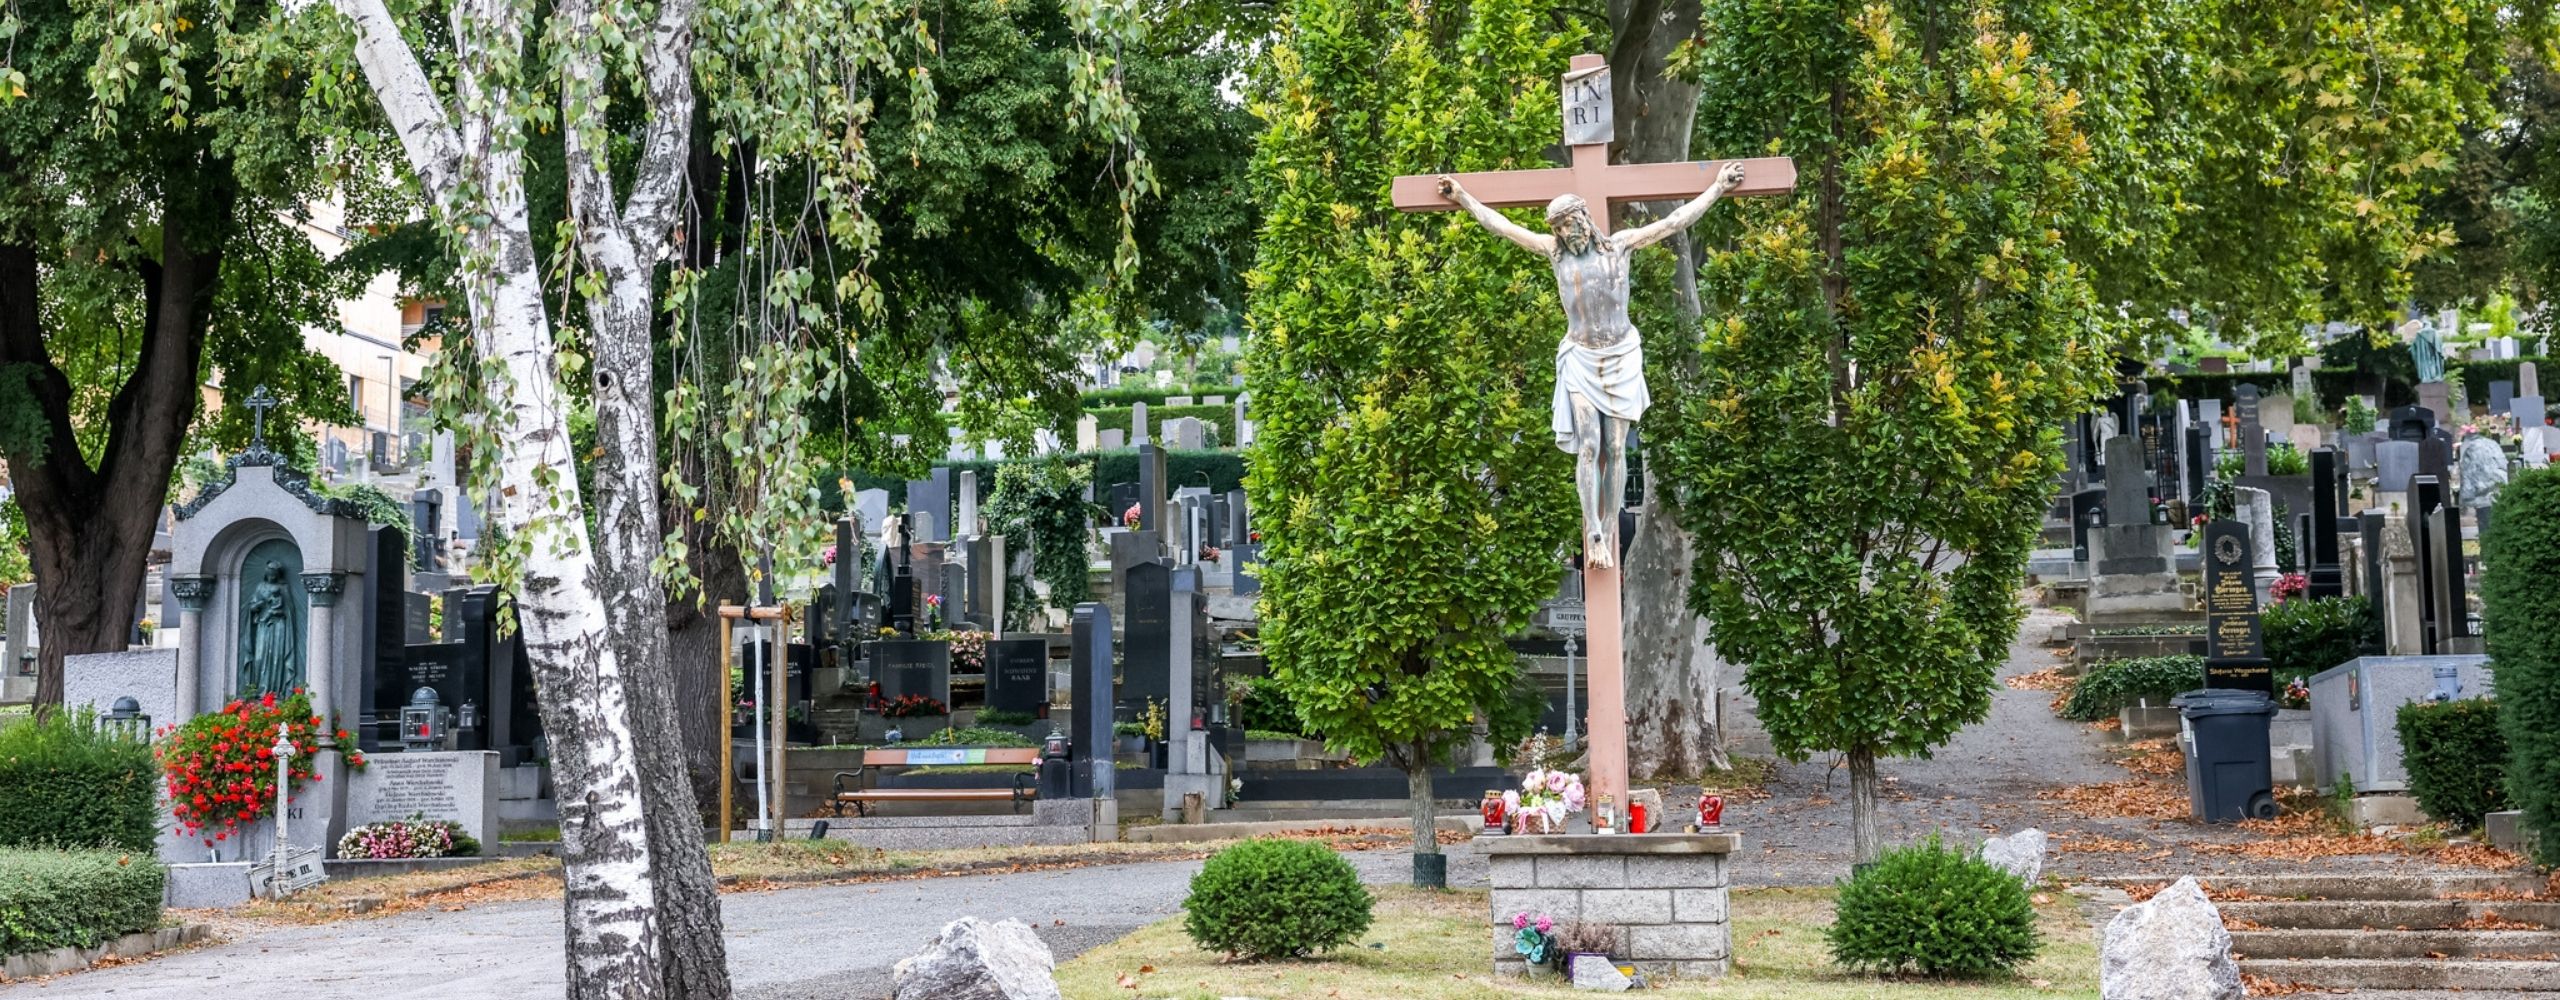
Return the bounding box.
[1098,428,1126,451]
[2069,487,2106,565]
[1162,568,1225,818]
[983,638,1048,716]
[1233,395,1252,448]
[872,640,952,706]
[2235,384,2267,477]
[2086,435,2181,621]
[0,584,32,701]
[2490,380,2516,417]
[2345,431,2378,479]
[2201,520,2270,693]
[1119,562,1172,712]
[1168,417,1205,451]
[1166,395,1195,407]
[1131,401,1150,446]
[1225,489,1248,547]
[2308,449,2347,600]
[2516,395,2549,429]
[1107,482,1140,524]
[2194,400,2222,453]
[905,469,954,542]
[2262,392,2297,437]
[1069,604,1116,799]
[1233,542,1261,596]
[2523,360,2542,399]
[1076,414,1100,452]
[2417,381,2454,427]
[2375,440,2420,494]
[345,751,500,851]
[1137,444,1168,533]
[956,471,980,539]
[2526,425,2557,469]
[853,490,891,542]
[2388,404,2435,443]
[2183,425,2211,505]
[359,527,409,746]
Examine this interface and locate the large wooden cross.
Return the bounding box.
[1392,52,1797,830]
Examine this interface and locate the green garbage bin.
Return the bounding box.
[2174,689,2278,823]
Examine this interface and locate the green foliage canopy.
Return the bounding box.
[1243,0,1576,774]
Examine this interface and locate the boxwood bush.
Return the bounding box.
[1829,834,2039,977]
[2061,656,2205,721]
[2264,597,2378,688]
[0,848,166,956]
[2482,468,2560,866]
[2394,698,2510,829]
[0,711,159,851]
[1182,838,1371,959]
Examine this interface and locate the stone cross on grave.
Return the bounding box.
[243,384,281,453]
[1393,52,1797,820]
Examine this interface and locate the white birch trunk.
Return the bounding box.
[329,0,666,994]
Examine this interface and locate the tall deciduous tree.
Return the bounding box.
[1246,0,1572,884]
[0,0,358,715]
[1659,4,2109,863]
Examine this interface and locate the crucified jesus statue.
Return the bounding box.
[1438,159,1747,567]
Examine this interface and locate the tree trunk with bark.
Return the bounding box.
[1403,745,1442,888]
[1605,0,1729,779]
[0,178,230,716]
[332,0,678,992]
[1846,746,1881,864]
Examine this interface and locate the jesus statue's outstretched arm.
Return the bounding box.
[1619,161,1749,250]
[1438,177,1555,255]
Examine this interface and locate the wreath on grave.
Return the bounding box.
[156,690,365,848]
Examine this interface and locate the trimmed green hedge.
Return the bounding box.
[2459,356,2553,407]
[1080,384,1241,408]
[1083,403,1234,444]
[0,848,165,956]
[837,448,1248,506]
[1183,838,1372,959]
[2061,655,2205,721]
[2483,467,2560,866]
[0,712,159,852]
[2394,698,2510,829]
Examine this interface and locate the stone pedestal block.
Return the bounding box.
[1487,833,1736,982]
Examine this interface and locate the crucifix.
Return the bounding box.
[243,384,280,451]
[1393,53,1796,820]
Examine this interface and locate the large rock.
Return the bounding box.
[1979,828,2047,886]
[2101,877,2242,1000]
[891,917,1062,1000]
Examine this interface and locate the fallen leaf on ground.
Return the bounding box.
[2007,667,2074,691]
[2036,780,2188,820]
[2054,834,2146,853]
[2242,973,2346,996]
[2452,911,2547,931]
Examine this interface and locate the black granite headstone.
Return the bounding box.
[2069,487,2105,563]
[1071,603,1116,798]
[2235,384,2266,477]
[1107,482,1140,525]
[2308,449,2346,599]
[985,638,1048,716]
[2184,425,2211,503]
[2358,510,2388,653]
[359,526,408,746]
[1120,561,1172,712]
[2201,520,2270,692]
[2410,477,2446,655]
[2389,404,2436,443]
[888,563,916,634]
[1137,444,1168,533]
[1234,542,1261,597]
[871,639,952,706]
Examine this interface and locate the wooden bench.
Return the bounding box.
[831,746,1041,817]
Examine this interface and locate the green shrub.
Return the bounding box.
[1828,834,2039,977]
[2061,656,2205,721]
[2394,698,2511,829]
[917,726,1037,747]
[1079,384,1239,408]
[1181,838,1372,959]
[2264,597,2377,689]
[0,712,159,852]
[2482,468,2560,866]
[971,709,1038,727]
[0,848,165,956]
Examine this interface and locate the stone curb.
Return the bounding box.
[1,924,213,980]
[1123,817,1475,843]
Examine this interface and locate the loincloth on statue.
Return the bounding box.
[1552,330,1649,450]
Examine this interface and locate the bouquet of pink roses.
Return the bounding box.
[1517,767,1586,826]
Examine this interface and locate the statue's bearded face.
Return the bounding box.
[1552,207,1596,255]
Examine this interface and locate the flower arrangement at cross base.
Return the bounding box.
[877,693,948,720]
[2281,676,2312,710]
[1513,767,1584,834]
[1510,911,1557,967]
[2271,572,2309,603]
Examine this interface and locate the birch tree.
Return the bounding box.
[109,0,1150,990]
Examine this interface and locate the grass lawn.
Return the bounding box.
[1056,886,2099,1000]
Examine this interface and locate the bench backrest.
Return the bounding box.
[863,746,1041,767]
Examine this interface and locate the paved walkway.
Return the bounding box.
[5,849,1451,1000]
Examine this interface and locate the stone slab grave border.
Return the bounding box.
[1,924,214,980]
[1487,833,1737,981]
[164,856,507,909]
[779,799,1101,850]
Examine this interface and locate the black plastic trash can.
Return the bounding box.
[2174,689,2279,823]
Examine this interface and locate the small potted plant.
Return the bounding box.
[1555,921,1621,983]
[1508,911,1557,970]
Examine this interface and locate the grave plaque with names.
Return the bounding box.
[1070,603,1115,798]
[1120,561,1172,710]
[871,639,951,705]
[2235,384,2267,477]
[984,638,1048,716]
[2203,520,2270,692]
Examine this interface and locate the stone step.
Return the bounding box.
[2239,957,2560,992]
[2090,872,2547,901]
[2233,928,2560,960]
[2220,900,2560,932]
